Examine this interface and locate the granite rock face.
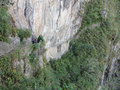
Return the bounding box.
[9,0,87,59]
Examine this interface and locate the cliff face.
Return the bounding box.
[0,0,120,89]
[9,0,87,59]
[98,42,120,90]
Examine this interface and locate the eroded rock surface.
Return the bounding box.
[0,37,20,57]
[9,0,87,59]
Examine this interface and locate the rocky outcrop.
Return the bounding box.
[98,42,120,90]
[5,0,89,77]
[0,37,20,57]
[9,0,87,59]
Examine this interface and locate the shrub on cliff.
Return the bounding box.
[0,50,23,87]
[31,35,45,51]
[37,35,44,43]
[0,7,12,42]
[18,29,31,42]
[0,7,18,42]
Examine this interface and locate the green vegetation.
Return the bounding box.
[0,0,120,90]
[18,29,31,42]
[38,36,45,48]
[29,35,45,66]
[31,35,45,51]
[81,0,103,28]
[29,53,39,67]
[0,7,12,42]
[48,25,109,90]
[37,35,44,43]
[0,6,31,42]
[103,0,120,89]
[0,49,23,89]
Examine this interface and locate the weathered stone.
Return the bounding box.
[9,0,87,59]
[0,37,20,57]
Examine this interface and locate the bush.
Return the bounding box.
[0,50,23,87]
[0,7,12,42]
[37,35,44,43]
[18,29,31,42]
[0,7,18,42]
[81,0,103,28]
[31,35,45,51]
[29,53,38,67]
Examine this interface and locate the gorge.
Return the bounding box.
[0,0,120,90]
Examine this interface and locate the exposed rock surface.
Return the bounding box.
[3,0,89,77]
[9,0,87,59]
[98,42,120,90]
[0,37,20,57]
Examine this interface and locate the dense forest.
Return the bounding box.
[0,0,120,90]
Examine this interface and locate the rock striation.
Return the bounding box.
[9,0,87,59]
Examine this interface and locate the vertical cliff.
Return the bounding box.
[9,0,88,59]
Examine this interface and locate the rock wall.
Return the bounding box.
[105,42,120,90]
[98,41,120,90]
[0,37,20,57]
[9,0,87,59]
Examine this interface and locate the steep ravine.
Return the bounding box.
[0,0,120,89]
